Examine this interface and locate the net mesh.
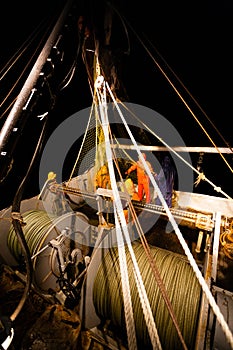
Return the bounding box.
[65,99,159,195]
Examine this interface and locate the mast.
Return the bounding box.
[0,0,75,182]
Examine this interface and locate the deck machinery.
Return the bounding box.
[1,173,233,350]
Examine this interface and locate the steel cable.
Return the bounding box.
[93,241,201,349]
[7,210,57,262]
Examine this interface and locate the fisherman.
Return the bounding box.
[95,163,111,190]
[120,175,140,223]
[155,155,176,207]
[123,176,140,201]
[125,153,156,203]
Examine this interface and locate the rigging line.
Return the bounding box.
[105,1,131,55]
[0,97,16,120]
[113,208,138,350]
[141,33,233,154]
[82,40,95,90]
[10,115,49,322]
[126,196,189,350]
[59,30,83,90]
[141,44,233,175]
[81,36,102,99]
[122,16,233,175]
[81,43,95,99]
[0,44,28,83]
[0,15,51,81]
[99,127,139,225]
[113,135,135,163]
[88,77,94,99]
[116,208,163,350]
[135,220,188,350]
[120,101,232,200]
[107,83,188,349]
[127,194,189,350]
[96,85,137,350]
[0,52,38,112]
[107,84,233,349]
[1,2,73,120]
[59,63,76,91]
[67,101,95,185]
[0,19,56,116]
[98,83,163,350]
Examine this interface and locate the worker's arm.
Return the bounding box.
[125,163,137,175]
[147,161,157,176]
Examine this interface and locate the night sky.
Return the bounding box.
[0,0,233,207]
[1,1,232,134]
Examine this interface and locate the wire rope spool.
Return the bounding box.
[91,241,202,349]
[0,196,45,265]
[7,209,90,293]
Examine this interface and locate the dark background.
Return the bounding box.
[0,0,233,208]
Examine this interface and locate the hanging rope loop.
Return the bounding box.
[194,172,206,187]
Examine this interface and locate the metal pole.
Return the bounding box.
[0,0,75,180]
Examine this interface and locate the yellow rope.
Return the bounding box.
[220,227,233,260]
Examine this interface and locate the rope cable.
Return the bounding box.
[9,116,49,322]
[0,14,52,82]
[96,80,183,349]
[7,210,57,262]
[118,10,233,175]
[96,80,166,348]
[67,101,95,184]
[106,83,195,348]
[106,83,233,348]
[96,82,138,350]
[0,14,59,119]
[93,242,201,349]
[109,143,188,349]
[120,101,232,199]
[141,33,233,155]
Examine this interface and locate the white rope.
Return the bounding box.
[96,79,163,349]
[106,83,233,350]
[120,102,232,200]
[96,83,137,350]
[127,242,162,349]
[113,207,138,350]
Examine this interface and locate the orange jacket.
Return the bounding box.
[127,160,153,183]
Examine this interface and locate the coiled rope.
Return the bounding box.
[107,82,233,348]
[220,227,233,260]
[93,241,201,350]
[7,210,57,262]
